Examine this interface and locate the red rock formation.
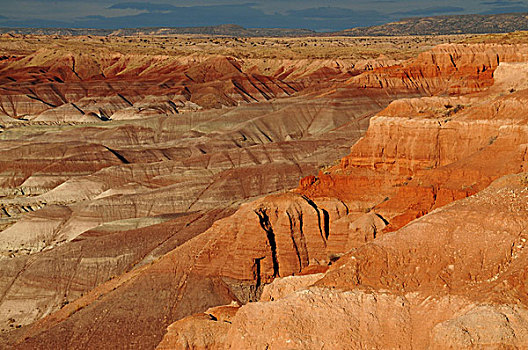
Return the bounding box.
[156,304,240,350]
[0,47,369,122]
[351,43,528,94]
[155,274,324,350]
[302,62,528,233]
[160,172,528,349]
[5,40,528,350]
[0,65,404,347]
[151,56,528,349]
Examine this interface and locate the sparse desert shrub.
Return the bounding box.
[520,173,528,186]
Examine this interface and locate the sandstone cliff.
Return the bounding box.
[154,51,528,349]
[3,38,528,349]
[157,168,528,349]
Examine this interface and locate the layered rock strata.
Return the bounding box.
[3,42,528,349]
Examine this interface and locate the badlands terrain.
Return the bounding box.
[0,32,528,349]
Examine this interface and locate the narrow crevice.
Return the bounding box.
[25,94,57,108]
[268,77,292,96]
[247,76,272,100]
[167,100,180,114]
[287,209,309,272]
[232,79,258,102]
[255,208,280,278]
[226,58,243,73]
[321,208,330,240]
[341,200,350,215]
[49,84,68,104]
[71,57,82,80]
[430,185,438,210]
[279,79,299,93]
[254,75,278,96]
[2,207,11,217]
[301,195,327,246]
[117,93,133,107]
[253,256,265,291]
[449,53,458,70]
[71,103,85,115]
[184,73,195,82]
[255,125,273,142]
[375,213,390,226]
[105,147,130,164]
[98,108,110,121]
[287,211,303,271]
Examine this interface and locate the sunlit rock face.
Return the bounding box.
[3,34,528,350]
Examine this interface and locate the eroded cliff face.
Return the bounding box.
[4,40,528,349]
[302,61,528,233]
[186,173,528,349]
[352,43,528,94]
[0,48,366,121]
[0,91,392,342]
[0,37,413,348]
[155,149,528,349]
[153,51,528,349]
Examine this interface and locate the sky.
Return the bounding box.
[0,0,528,31]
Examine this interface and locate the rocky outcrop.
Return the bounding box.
[155,304,240,350]
[155,274,324,350]
[0,187,390,349]
[151,60,528,349]
[301,62,528,233]
[259,273,325,302]
[6,38,528,350]
[159,172,528,349]
[352,43,528,94]
[0,47,367,122]
[0,53,405,344]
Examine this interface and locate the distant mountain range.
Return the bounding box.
[2,13,528,37]
[335,12,528,36]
